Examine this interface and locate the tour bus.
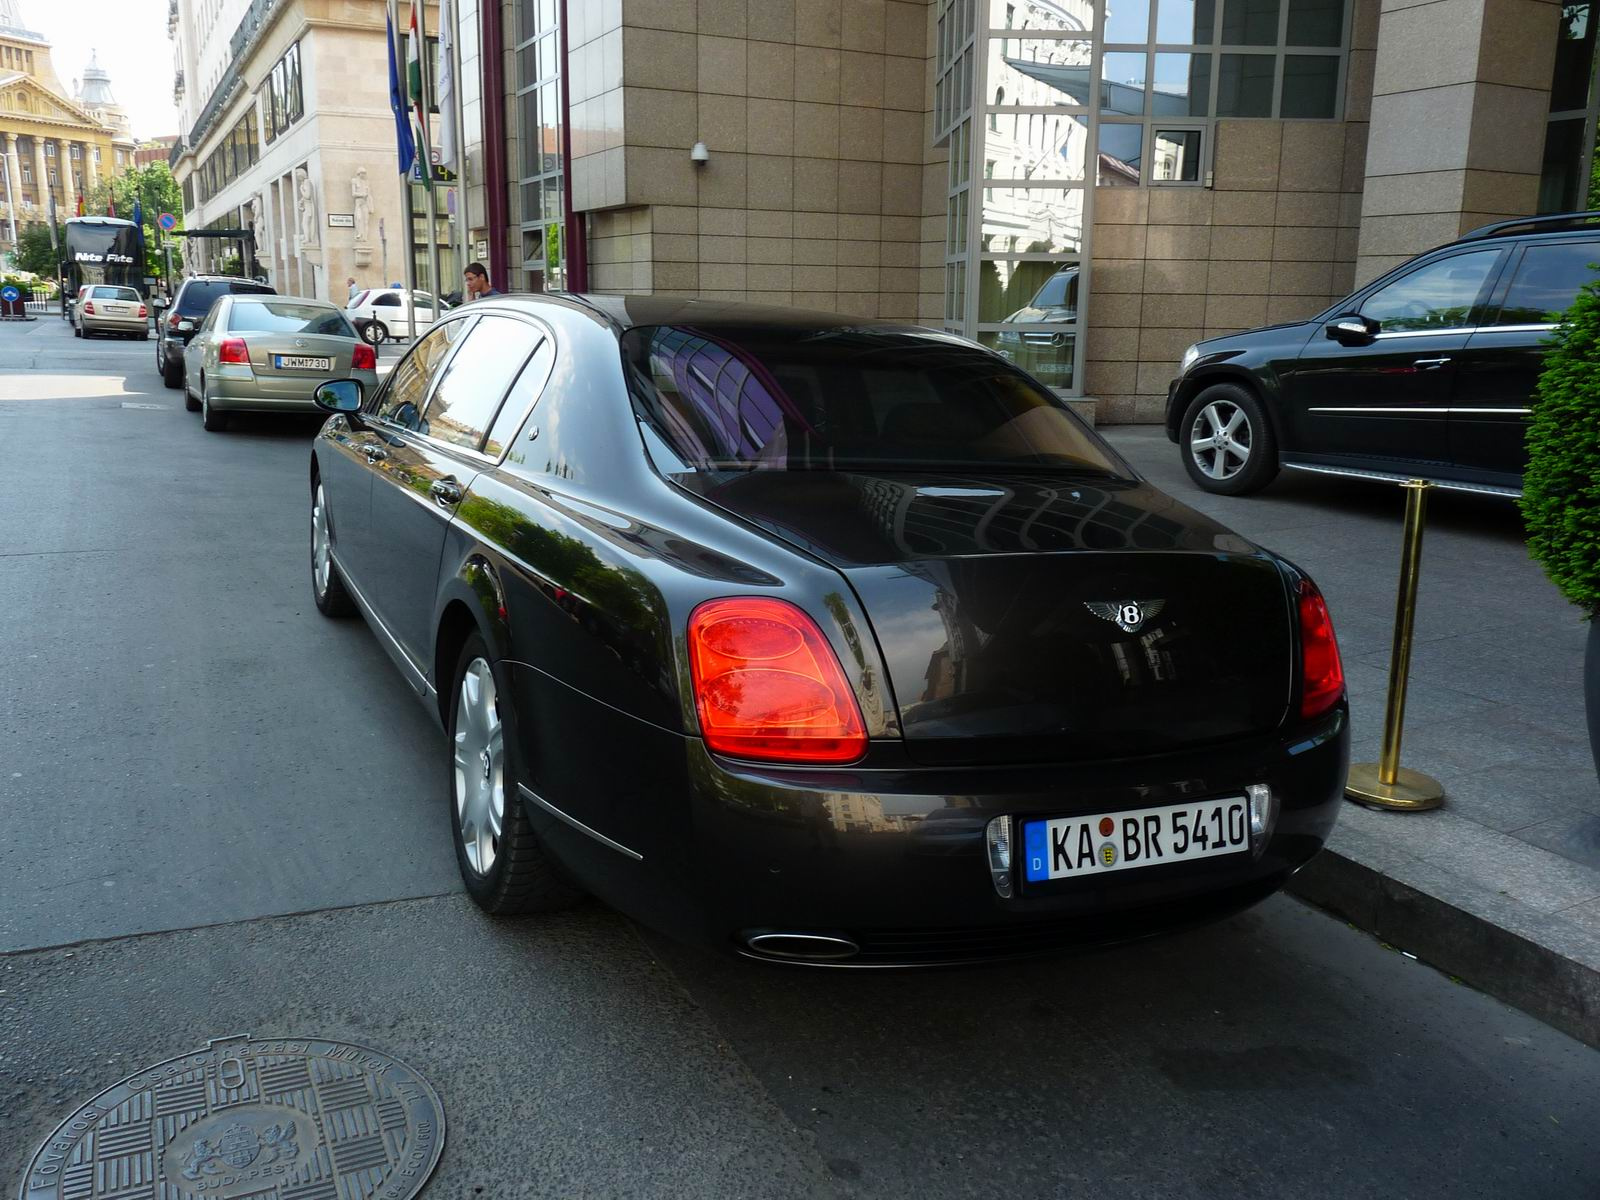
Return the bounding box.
[60,216,142,322]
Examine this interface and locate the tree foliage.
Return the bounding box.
[83,164,185,276]
[13,221,64,276]
[1521,268,1600,617]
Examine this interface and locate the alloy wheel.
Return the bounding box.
[311,485,332,596]
[453,658,505,876]
[1189,400,1253,481]
[363,321,386,346]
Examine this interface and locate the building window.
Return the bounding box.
[45,142,55,157]
[48,167,57,185]
[513,0,564,291]
[1100,0,1350,185]
[1539,2,1600,212]
[21,163,31,183]
[70,144,81,160]
[264,40,305,143]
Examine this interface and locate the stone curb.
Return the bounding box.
[1288,844,1600,1050]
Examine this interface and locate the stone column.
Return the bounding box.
[32,138,48,210]
[83,142,99,195]
[4,134,20,213]
[1355,0,1562,284]
[59,140,77,210]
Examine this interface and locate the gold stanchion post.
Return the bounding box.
[1345,479,1445,810]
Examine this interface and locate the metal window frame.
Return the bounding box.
[513,4,564,290]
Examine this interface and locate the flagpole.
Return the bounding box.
[445,0,469,290]
[417,0,442,321]
[390,0,417,328]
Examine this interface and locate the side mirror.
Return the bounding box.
[314,379,363,413]
[1326,314,1377,345]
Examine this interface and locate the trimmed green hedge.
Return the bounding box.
[1522,270,1600,617]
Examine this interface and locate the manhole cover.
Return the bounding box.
[19,1036,445,1200]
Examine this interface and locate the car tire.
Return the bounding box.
[1180,383,1279,497]
[73,323,81,338]
[310,480,355,617]
[200,378,228,432]
[362,320,387,347]
[448,633,584,916]
[162,348,184,391]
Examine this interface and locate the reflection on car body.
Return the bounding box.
[306,295,1348,966]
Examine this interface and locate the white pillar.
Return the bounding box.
[59,140,76,209]
[83,142,99,195]
[4,134,20,217]
[31,138,48,210]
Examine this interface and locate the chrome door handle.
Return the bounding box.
[430,478,463,505]
[1413,357,1451,369]
[356,442,388,461]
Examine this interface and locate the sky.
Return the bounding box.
[25,0,180,140]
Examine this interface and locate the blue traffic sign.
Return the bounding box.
[157,212,178,232]
[0,285,20,303]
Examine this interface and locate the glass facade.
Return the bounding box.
[1539,2,1600,212]
[513,0,565,291]
[940,0,1350,395]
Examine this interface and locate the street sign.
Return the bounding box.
[0,285,19,303]
[157,212,177,232]
[327,213,355,228]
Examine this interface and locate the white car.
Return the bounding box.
[343,287,452,345]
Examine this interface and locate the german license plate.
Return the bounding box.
[274,355,332,370]
[1023,799,1249,883]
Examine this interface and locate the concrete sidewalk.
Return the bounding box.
[1104,425,1600,1046]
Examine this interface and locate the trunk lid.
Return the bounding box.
[678,470,1295,764]
[247,334,356,376]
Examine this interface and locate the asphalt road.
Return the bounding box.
[2,315,1597,1198]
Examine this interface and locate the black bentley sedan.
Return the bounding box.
[1166,211,1600,498]
[308,296,1348,965]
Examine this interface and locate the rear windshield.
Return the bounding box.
[178,280,274,314]
[228,301,355,337]
[623,324,1123,476]
[89,286,139,300]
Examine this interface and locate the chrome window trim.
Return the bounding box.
[518,782,644,861]
[1473,323,1557,334]
[1372,327,1478,340]
[1308,406,1448,414]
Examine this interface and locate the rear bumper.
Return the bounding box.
[82,314,148,333]
[210,368,379,410]
[511,659,1349,964]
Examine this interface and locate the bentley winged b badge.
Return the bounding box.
[1084,599,1165,633]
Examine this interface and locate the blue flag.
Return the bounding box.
[387,11,416,177]
[132,198,145,250]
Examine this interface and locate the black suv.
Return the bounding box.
[1165,212,1600,497]
[157,275,275,388]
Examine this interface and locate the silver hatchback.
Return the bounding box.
[184,295,380,431]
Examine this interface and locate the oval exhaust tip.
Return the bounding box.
[744,932,860,961]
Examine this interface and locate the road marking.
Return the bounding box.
[120,402,169,410]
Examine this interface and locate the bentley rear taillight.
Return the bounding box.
[218,337,250,365]
[1297,579,1344,719]
[687,598,867,764]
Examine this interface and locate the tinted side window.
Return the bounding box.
[421,316,543,450]
[374,293,401,307]
[1359,250,1501,333]
[178,281,227,314]
[229,282,274,297]
[376,321,467,431]
[1490,241,1600,326]
[484,338,556,458]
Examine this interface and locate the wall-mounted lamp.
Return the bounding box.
[690,141,710,164]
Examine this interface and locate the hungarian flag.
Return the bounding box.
[75,193,84,216]
[406,1,433,189]
[107,195,116,218]
[386,3,416,177]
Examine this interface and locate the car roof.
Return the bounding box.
[181,275,270,286]
[231,294,334,308]
[487,292,938,337]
